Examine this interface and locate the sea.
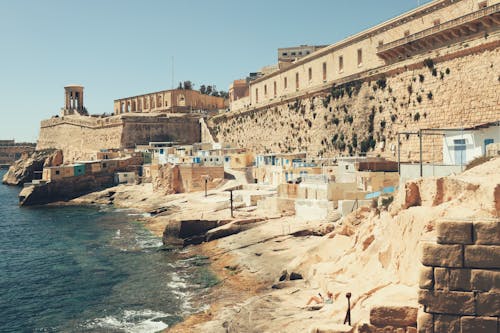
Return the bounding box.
[0,170,217,333]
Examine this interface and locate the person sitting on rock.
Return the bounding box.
[305,291,334,306]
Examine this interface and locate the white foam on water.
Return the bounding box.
[85,309,169,333]
[127,212,151,218]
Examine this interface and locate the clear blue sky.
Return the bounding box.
[0,0,432,142]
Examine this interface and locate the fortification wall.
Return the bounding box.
[37,115,201,162]
[418,219,500,332]
[210,44,499,162]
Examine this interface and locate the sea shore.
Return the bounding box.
[66,157,499,332]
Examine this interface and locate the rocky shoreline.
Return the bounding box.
[6,157,499,332]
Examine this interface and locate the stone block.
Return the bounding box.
[470,269,500,292]
[433,314,460,333]
[476,292,500,316]
[421,243,463,268]
[473,221,500,245]
[370,306,418,327]
[460,316,497,333]
[437,221,473,245]
[418,290,475,315]
[419,266,434,290]
[464,245,500,269]
[407,328,417,333]
[435,268,471,291]
[417,310,433,333]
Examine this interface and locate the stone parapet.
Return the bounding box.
[418,218,500,332]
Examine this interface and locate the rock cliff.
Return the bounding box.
[2,149,63,186]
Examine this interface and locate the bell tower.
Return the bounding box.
[62,85,86,116]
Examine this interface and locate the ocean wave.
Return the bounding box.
[84,309,169,333]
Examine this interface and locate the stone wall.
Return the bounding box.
[418,219,500,332]
[210,44,499,163]
[37,114,201,162]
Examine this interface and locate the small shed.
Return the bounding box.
[114,172,135,185]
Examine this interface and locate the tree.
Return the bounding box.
[178,82,183,89]
[183,80,193,90]
[218,90,229,99]
[200,84,206,95]
[206,85,213,95]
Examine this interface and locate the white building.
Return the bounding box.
[443,122,499,165]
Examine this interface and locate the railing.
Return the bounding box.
[378,4,500,53]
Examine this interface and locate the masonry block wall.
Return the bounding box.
[37,115,201,162]
[211,44,499,162]
[418,219,500,333]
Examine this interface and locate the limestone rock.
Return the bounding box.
[308,323,354,333]
[369,306,417,327]
[2,149,61,186]
[404,182,421,209]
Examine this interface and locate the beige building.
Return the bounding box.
[114,88,226,115]
[232,0,499,109]
[277,45,328,63]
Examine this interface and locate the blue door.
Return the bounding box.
[484,139,494,155]
[454,139,466,165]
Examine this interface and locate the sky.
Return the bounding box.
[0,0,433,142]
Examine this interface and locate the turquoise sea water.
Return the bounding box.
[0,171,216,333]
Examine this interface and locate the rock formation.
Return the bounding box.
[2,149,63,186]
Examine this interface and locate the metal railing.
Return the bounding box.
[378,4,500,53]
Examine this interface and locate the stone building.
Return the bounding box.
[277,45,328,63]
[113,88,226,115]
[231,0,499,109]
[61,85,87,116]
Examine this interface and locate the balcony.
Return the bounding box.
[377,4,500,61]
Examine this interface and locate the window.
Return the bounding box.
[357,49,363,67]
[284,77,287,89]
[298,51,302,55]
[378,40,384,47]
[55,170,60,175]
[433,19,440,26]
[273,81,277,97]
[404,30,410,37]
[478,1,487,8]
[103,163,107,168]
[282,52,288,56]
[295,73,299,90]
[322,62,327,81]
[308,67,312,81]
[339,56,344,72]
[264,84,267,96]
[291,52,296,56]
[255,88,259,103]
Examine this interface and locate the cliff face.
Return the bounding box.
[2,149,63,186]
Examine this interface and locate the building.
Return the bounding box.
[442,121,500,165]
[61,85,87,116]
[114,88,226,115]
[277,45,328,63]
[230,0,500,110]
